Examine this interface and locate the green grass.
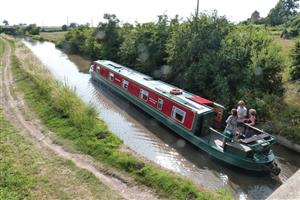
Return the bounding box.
[39,31,67,43]
[0,38,4,56]
[9,37,228,199]
[0,108,122,200]
[0,113,35,199]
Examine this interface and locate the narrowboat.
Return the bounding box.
[89,60,281,175]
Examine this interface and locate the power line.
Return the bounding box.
[196,0,199,16]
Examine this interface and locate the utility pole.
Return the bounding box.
[196,0,199,17]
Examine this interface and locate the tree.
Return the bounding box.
[62,24,68,31]
[2,20,9,26]
[219,26,284,102]
[25,24,40,35]
[267,0,299,26]
[96,14,123,61]
[69,23,78,29]
[166,13,232,104]
[119,15,176,75]
[290,39,300,80]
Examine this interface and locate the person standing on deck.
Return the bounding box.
[225,109,238,134]
[223,109,238,148]
[237,100,247,126]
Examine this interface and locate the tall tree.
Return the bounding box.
[2,20,9,26]
[220,26,284,101]
[267,0,299,26]
[166,13,232,104]
[96,14,123,62]
[119,15,176,75]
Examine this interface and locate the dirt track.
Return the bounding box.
[0,37,160,200]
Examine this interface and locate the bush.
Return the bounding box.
[290,39,300,80]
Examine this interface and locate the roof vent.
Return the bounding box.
[108,64,122,69]
[170,88,182,95]
[143,77,153,81]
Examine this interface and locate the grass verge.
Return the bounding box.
[9,37,229,199]
[0,108,122,200]
[0,38,121,200]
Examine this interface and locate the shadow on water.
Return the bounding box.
[22,39,300,200]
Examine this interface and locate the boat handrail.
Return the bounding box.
[209,127,231,140]
[244,123,268,135]
[246,138,275,148]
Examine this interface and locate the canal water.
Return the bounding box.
[22,39,300,200]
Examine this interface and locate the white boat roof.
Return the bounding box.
[95,60,213,114]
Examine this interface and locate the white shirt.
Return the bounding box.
[237,106,247,122]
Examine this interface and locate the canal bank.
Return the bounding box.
[22,38,300,200]
[267,169,300,200]
[275,135,300,153]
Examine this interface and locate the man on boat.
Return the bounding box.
[237,100,247,125]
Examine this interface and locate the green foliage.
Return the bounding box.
[0,109,34,200]
[250,36,284,95]
[56,13,285,111]
[290,39,300,80]
[267,0,299,26]
[0,162,34,200]
[62,24,67,31]
[281,14,300,38]
[0,24,41,36]
[0,104,120,200]
[166,13,232,104]
[119,15,178,75]
[58,25,96,57]
[58,14,123,61]
[26,24,40,35]
[96,14,123,62]
[165,17,284,108]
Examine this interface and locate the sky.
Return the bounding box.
[1,0,279,26]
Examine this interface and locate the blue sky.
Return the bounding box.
[1,0,278,26]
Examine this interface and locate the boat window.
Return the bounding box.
[139,89,149,101]
[157,98,163,110]
[96,66,100,73]
[122,80,129,90]
[172,106,186,123]
[109,72,114,81]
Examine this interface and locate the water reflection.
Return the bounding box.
[22,39,299,200]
